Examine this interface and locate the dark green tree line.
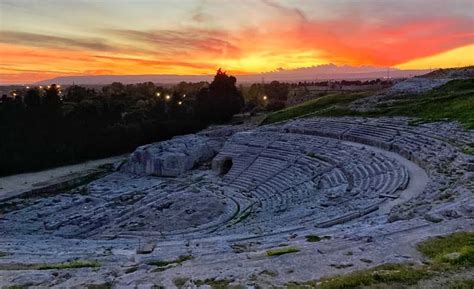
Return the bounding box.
[0,70,244,175]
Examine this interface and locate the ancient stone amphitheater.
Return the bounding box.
[1,116,473,287]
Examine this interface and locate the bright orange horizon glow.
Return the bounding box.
[1,0,473,84]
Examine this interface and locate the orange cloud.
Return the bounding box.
[236,17,474,67]
[1,3,473,84]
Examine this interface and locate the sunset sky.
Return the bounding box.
[1,0,473,84]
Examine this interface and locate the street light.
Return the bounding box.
[263,95,268,101]
[165,95,171,100]
[183,94,186,98]
[178,101,183,105]
[156,92,161,97]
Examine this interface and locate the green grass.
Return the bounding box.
[262,79,474,129]
[417,232,474,266]
[286,231,474,289]
[287,263,431,289]
[266,246,300,257]
[464,143,474,155]
[450,279,474,289]
[37,260,100,270]
[146,255,193,269]
[388,92,474,129]
[173,277,189,288]
[305,235,332,242]
[319,79,474,129]
[261,92,372,125]
[0,260,100,271]
[260,269,279,277]
[462,148,474,156]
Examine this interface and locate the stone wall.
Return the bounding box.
[121,135,222,177]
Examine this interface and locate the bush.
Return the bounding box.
[266,101,286,111]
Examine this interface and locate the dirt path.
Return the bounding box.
[0,155,126,200]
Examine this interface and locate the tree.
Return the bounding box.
[65,85,89,103]
[197,69,244,122]
[246,83,264,106]
[102,82,125,97]
[42,84,61,108]
[24,88,41,109]
[0,79,221,175]
[265,81,289,101]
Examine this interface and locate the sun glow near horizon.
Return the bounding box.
[396,44,474,70]
[0,0,473,84]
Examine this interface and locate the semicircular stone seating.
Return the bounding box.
[1,117,472,240]
[211,130,409,234]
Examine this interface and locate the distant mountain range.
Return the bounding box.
[36,64,431,85]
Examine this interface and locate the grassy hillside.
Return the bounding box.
[418,66,474,79]
[261,91,371,125]
[287,231,474,289]
[262,79,474,129]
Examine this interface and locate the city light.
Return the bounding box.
[178,101,183,105]
[183,94,186,98]
[156,92,161,97]
[263,95,268,100]
[39,86,43,89]
[165,95,171,100]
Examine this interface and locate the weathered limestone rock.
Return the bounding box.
[460,199,474,217]
[1,115,473,288]
[121,135,221,177]
[424,213,443,223]
[443,252,461,262]
[136,241,156,254]
[388,78,450,94]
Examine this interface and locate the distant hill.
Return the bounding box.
[254,64,429,82]
[36,64,431,85]
[416,66,474,79]
[35,75,215,86]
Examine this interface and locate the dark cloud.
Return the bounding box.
[0,66,74,74]
[261,0,308,22]
[0,31,116,51]
[109,28,242,57]
[191,0,208,23]
[93,55,217,70]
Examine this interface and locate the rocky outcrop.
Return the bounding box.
[121,135,222,177]
[388,77,450,94]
